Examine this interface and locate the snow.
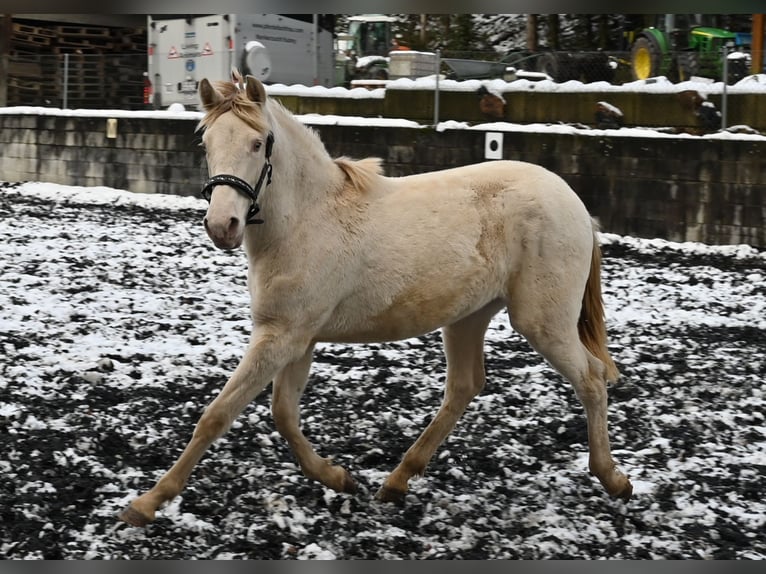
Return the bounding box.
[597,100,623,117]
[3,71,766,142]
[2,103,764,143]
[1,178,764,559]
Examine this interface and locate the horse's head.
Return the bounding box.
[198,72,273,250]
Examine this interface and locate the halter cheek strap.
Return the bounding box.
[200,131,274,225]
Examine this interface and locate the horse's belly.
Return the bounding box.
[316,274,501,344]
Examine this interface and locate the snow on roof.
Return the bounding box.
[347,15,398,23]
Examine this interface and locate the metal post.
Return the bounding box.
[313,14,319,85]
[63,53,69,109]
[721,42,730,131]
[433,48,440,127]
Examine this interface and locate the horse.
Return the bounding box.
[119,72,632,527]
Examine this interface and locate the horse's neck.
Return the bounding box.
[250,104,342,240]
[272,102,336,173]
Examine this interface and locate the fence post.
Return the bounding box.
[721,41,732,131]
[433,48,440,127]
[63,53,69,109]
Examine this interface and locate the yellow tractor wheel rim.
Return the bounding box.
[634,47,651,79]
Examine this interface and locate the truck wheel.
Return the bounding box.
[630,36,662,80]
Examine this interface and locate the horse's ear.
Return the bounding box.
[245,75,267,105]
[199,78,223,110]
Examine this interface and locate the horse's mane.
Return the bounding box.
[334,157,383,194]
[199,70,382,195]
[197,71,269,134]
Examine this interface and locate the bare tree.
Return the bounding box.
[546,14,561,50]
[0,15,12,107]
[526,14,538,51]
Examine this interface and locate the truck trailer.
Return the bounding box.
[146,14,335,109]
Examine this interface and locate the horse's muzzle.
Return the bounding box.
[203,214,243,250]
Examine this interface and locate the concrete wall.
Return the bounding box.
[0,114,206,196]
[1,112,764,247]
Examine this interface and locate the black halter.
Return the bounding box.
[200,131,274,225]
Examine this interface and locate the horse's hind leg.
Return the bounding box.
[376,301,502,503]
[271,345,357,494]
[507,296,632,501]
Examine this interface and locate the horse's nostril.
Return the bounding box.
[227,217,240,234]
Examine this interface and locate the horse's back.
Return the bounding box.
[313,159,594,343]
[387,159,593,249]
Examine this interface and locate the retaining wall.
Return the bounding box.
[269,88,766,132]
[0,111,763,247]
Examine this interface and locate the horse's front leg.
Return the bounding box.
[271,345,357,494]
[119,331,308,527]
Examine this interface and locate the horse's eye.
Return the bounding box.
[253,140,262,153]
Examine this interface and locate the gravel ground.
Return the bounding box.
[1,181,764,559]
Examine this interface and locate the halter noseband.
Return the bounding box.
[200,131,274,225]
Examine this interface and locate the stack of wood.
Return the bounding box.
[7,19,147,109]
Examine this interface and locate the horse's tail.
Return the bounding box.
[578,224,620,383]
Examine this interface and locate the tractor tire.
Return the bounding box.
[368,65,388,80]
[630,36,662,80]
[580,52,615,83]
[727,57,748,84]
[676,51,699,82]
[536,52,576,83]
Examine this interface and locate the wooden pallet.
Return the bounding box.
[54,42,116,54]
[8,61,43,78]
[12,22,56,37]
[55,25,111,38]
[8,18,149,109]
[11,33,52,48]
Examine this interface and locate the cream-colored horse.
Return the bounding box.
[119,73,632,527]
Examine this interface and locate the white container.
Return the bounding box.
[388,51,438,79]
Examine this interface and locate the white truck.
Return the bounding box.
[146,14,335,109]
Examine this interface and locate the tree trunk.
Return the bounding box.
[441,14,450,45]
[526,14,538,51]
[753,14,764,75]
[0,15,12,107]
[578,15,593,49]
[546,14,560,50]
[597,14,609,49]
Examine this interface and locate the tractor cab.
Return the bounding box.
[336,15,397,86]
[346,14,396,58]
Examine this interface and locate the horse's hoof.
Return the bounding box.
[118,504,154,527]
[341,470,358,494]
[614,480,633,502]
[375,485,406,504]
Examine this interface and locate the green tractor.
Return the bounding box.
[629,14,752,83]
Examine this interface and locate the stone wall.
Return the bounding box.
[0,114,207,196]
[1,111,763,247]
[317,125,765,247]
